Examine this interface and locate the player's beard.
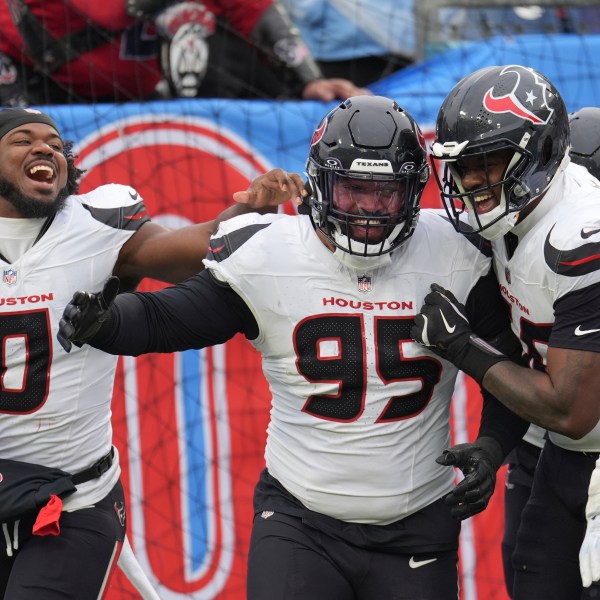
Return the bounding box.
[0,176,69,218]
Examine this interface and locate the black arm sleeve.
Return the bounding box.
[466,270,515,349]
[465,270,530,458]
[90,270,259,356]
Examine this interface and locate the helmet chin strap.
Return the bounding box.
[330,225,402,270]
[467,196,518,241]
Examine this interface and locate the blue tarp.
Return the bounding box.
[371,33,600,127]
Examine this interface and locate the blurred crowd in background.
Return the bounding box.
[0,0,599,107]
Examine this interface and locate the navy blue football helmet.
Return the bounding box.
[569,107,600,180]
[305,95,430,257]
[431,65,570,239]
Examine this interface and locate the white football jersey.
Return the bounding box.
[492,163,600,452]
[206,209,493,524]
[0,184,148,511]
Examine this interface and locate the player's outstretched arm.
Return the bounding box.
[115,169,307,286]
[410,283,511,384]
[413,283,600,439]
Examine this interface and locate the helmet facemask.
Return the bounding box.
[304,95,429,268]
[431,65,571,240]
[432,138,536,240]
[307,159,427,259]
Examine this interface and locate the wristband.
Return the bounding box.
[452,334,511,384]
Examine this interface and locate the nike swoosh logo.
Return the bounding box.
[544,225,600,276]
[439,310,456,334]
[420,314,431,347]
[129,190,139,200]
[409,556,438,569]
[575,325,600,336]
[581,228,600,239]
[211,244,225,253]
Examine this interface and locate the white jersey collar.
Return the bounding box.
[0,216,46,262]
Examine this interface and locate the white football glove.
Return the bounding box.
[580,457,600,587]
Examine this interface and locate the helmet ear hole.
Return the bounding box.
[541,135,554,166]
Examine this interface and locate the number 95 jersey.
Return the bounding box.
[205,209,494,525]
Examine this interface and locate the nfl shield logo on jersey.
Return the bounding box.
[357,273,372,293]
[3,269,17,286]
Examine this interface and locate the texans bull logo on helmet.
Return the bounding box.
[310,119,327,146]
[483,64,554,125]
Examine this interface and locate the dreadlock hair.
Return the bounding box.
[63,140,86,196]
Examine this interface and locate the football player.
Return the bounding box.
[499,104,600,598]
[413,65,600,599]
[570,105,600,594]
[0,106,303,599]
[58,95,528,600]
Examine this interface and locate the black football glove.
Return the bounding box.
[410,283,510,384]
[57,276,119,353]
[437,436,503,520]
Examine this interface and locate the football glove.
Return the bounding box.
[580,457,600,587]
[57,276,119,353]
[410,283,510,384]
[437,436,503,520]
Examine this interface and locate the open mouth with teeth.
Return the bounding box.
[346,216,391,244]
[352,217,382,226]
[27,164,55,183]
[472,192,498,214]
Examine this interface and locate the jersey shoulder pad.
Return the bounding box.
[544,199,600,277]
[76,184,150,232]
[206,212,283,263]
[568,162,600,190]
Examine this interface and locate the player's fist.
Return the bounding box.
[411,283,471,354]
[411,283,508,384]
[57,277,119,353]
